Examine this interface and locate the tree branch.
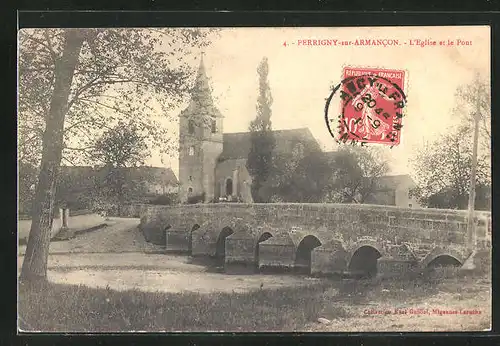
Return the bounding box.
[22,33,58,62]
[64,145,96,151]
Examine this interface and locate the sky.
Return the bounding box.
[148,26,490,179]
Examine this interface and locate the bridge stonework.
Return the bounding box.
[137,203,491,277]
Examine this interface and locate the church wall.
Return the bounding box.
[201,141,223,202]
[238,164,253,203]
[178,135,205,203]
[215,159,252,202]
[178,113,223,203]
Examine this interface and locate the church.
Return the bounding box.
[178,56,322,204]
[178,56,421,207]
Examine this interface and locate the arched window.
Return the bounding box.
[188,187,193,194]
[188,120,195,134]
[189,146,194,156]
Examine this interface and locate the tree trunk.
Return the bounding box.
[20,30,85,282]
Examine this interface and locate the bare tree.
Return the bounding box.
[411,75,491,210]
[410,125,490,210]
[453,74,491,152]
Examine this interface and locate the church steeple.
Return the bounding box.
[180,53,223,120]
[191,52,214,106]
[178,52,224,204]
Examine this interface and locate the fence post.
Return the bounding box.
[61,208,69,230]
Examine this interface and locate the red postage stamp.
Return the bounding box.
[327,67,407,146]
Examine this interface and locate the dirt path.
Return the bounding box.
[18,217,163,255]
[18,213,108,241]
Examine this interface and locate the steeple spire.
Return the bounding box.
[191,52,213,105]
[179,52,223,119]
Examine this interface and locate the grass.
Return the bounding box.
[18,268,491,332]
[18,279,349,332]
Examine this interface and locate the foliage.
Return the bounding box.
[326,146,390,203]
[423,185,491,211]
[18,28,217,168]
[187,193,205,204]
[18,28,217,280]
[258,143,390,204]
[261,147,334,203]
[246,57,276,202]
[411,75,492,212]
[54,169,95,211]
[410,125,491,210]
[149,193,180,206]
[91,121,148,167]
[56,123,153,215]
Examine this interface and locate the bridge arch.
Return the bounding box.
[294,235,322,275]
[348,243,383,278]
[215,226,234,266]
[254,231,273,266]
[421,247,464,269]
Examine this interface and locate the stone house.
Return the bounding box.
[364,174,421,208]
[125,166,179,196]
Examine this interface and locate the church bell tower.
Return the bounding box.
[178,54,224,203]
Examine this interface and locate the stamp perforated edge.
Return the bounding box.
[334,63,410,146]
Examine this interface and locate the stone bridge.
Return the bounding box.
[136,203,491,277]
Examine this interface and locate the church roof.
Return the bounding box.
[219,127,322,161]
[180,54,223,119]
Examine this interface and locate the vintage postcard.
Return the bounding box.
[18,25,491,332]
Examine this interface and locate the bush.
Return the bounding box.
[187,193,205,204]
[149,193,180,206]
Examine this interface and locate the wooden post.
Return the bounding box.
[62,208,69,229]
[465,77,481,268]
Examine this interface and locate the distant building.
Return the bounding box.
[364,174,421,208]
[125,166,179,195]
[58,165,179,203]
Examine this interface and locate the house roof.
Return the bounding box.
[219,127,322,161]
[60,166,179,186]
[125,167,179,185]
